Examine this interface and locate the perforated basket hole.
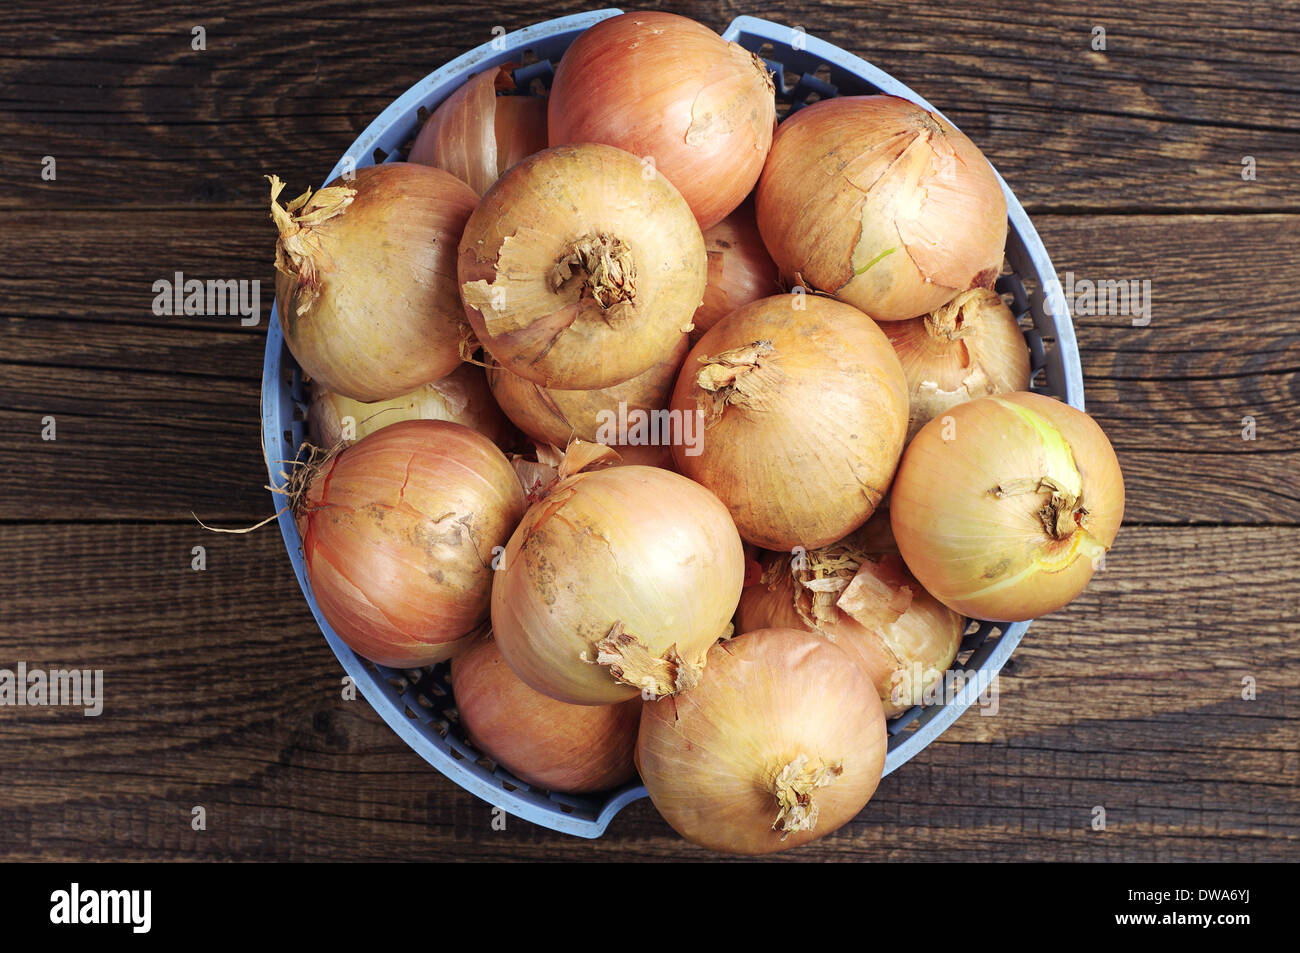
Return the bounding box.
[372,147,389,164]
[520,47,538,65]
[416,105,431,124]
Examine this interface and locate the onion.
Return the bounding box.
[458,143,706,390]
[269,164,478,402]
[756,95,1008,322]
[693,198,781,340]
[486,336,687,452]
[547,11,776,230]
[890,392,1125,621]
[636,627,886,855]
[295,420,526,667]
[736,534,962,717]
[492,464,744,705]
[408,66,548,196]
[884,288,1032,442]
[308,363,513,450]
[670,294,909,550]
[450,635,640,793]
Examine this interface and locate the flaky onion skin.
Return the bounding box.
[883,288,1032,442]
[547,12,776,230]
[308,363,513,451]
[737,545,962,717]
[756,96,1008,322]
[269,164,479,402]
[491,465,745,706]
[486,337,688,451]
[451,636,640,793]
[458,143,705,390]
[670,294,909,550]
[408,67,548,196]
[636,628,887,855]
[297,420,526,667]
[890,392,1125,621]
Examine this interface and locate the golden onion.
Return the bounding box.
[756,95,1007,322]
[890,392,1125,621]
[458,143,705,390]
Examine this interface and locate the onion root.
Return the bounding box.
[586,622,705,698]
[771,754,844,837]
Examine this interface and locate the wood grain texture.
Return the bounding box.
[0,524,1294,862]
[0,0,1296,862]
[0,1,1296,211]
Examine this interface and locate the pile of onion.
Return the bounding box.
[756,95,1008,322]
[295,420,526,667]
[261,11,1129,856]
[890,392,1125,621]
[451,635,640,792]
[637,627,887,855]
[409,65,548,196]
[692,199,781,340]
[548,11,776,230]
[491,453,745,705]
[309,363,512,450]
[737,532,963,716]
[884,288,1033,442]
[670,294,909,550]
[458,143,706,390]
[269,164,479,401]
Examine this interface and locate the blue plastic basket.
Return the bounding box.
[261,9,1082,839]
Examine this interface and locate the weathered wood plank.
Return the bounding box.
[0,1,1296,210]
[0,523,1293,861]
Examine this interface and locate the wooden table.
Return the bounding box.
[1,1,1295,862]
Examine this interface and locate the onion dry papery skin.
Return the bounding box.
[269,164,479,402]
[491,465,745,705]
[736,538,962,717]
[309,363,513,451]
[451,636,640,793]
[692,198,781,340]
[459,143,706,390]
[408,66,549,196]
[890,392,1125,622]
[297,420,527,667]
[884,288,1032,443]
[670,294,909,550]
[547,11,776,230]
[756,95,1008,322]
[637,627,886,855]
[486,335,688,450]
